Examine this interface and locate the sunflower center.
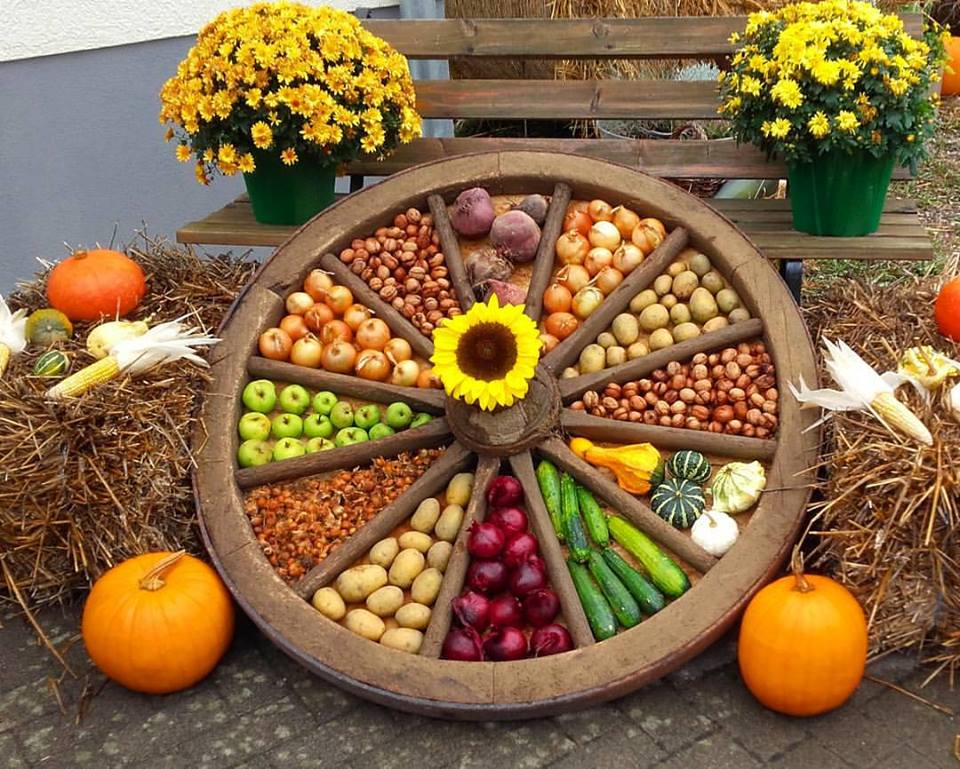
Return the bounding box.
[455,322,519,381]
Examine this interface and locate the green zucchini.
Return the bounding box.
[576,484,609,547]
[567,559,618,641]
[560,473,590,563]
[536,459,564,542]
[601,548,666,615]
[607,516,690,598]
[587,551,641,628]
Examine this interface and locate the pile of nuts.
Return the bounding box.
[338,207,461,338]
[570,342,778,438]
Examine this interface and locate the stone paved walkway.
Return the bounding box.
[1,605,957,769]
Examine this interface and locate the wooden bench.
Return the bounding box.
[176,15,934,301]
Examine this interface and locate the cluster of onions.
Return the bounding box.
[540,201,666,352]
[258,270,441,389]
[442,475,573,661]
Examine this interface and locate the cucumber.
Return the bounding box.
[587,551,641,628]
[607,516,690,598]
[567,559,618,641]
[576,484,609,547]
[536,459,564,542]
[601,548,666,615]
[560,473,590,563]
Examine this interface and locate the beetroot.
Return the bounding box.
[451,187,495,238]
[465,246,512,292]
[488,595,524,628]
[531,624,573,656]
[467,521,505,559]
[487,506,528,536]
[523,588,560,627]
[512,194,549,225]
[483,626,528,661]
[466,559,508,593]
[484,279,527,307]
[509,556,548,597]
[490,210,541,263]
[503,531,539,567]
[486,476,524,508]
[453,590,491,631]
[442,627,484,661]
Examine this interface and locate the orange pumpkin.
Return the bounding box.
[82,551,234,694]
[935,275,960,341]
[47,249,146,322]
[943,37,960,97]
[738,550,867,717]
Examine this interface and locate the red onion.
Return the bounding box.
[466,559,508,593]
[486,476,524,508]
[442,627,484,661]
[488,595,523,628]
[503,531,539,567]
[452,590,490,631]
[487,506,528,536]
[523,588,560,627]
[467,521,505,559]
[483,626,529,661]
[530,624,573,657]
[509,556,548,597]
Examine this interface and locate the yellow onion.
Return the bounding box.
[588,221,622,251]
[571,286,604,319]
[86,320,150,360]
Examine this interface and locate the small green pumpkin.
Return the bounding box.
[648,458,666,490]
[666,450,711,484]
[33,350,71,377]
[651,478,705,529]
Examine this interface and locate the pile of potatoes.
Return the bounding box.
[563,248,751,377]
[310,471,474,654]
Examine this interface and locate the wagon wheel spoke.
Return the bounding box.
[537,436,717,575]
[420,454,500,658]
[318,252,434,359]
[541,227,690,376]
[427,193,475,311]
[293,442,474,599]
[560,409,777,462]
[559,318,765,403]
[508,450,596,648]
[247,357,447,414]
[523,182,572,322]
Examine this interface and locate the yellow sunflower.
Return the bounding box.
[431,295,541,411]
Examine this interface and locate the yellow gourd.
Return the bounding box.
[570,438,661,494]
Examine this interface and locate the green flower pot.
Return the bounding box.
[787,150,895,237]
[243,152,336,226]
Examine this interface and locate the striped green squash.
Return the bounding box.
[651,478,705,529]
[33,350,70,377]
[666,450,711,484]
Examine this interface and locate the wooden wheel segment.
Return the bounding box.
[195,151,820,718]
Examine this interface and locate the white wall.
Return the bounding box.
[2,0,398,62]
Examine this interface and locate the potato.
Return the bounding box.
[672,271,699,300]
[716,288,741,314]
[411,567,443,606]
[380,627,424,654]
[311,587,346,621]
[427,540,453,571]
[666,260,687,277]
[672,322,701,342]
[702,316,730,333]
[611,313,639,345]
[627,340,650,359]
[446,472,474,507]
[700,270,725,294]
[366,585,405,617]
[689,287,719,324]
[395,602,431,630]
[687,251,712,277]
[389,548,425,588]
[579,344,606,374]
[383,617,400,632]
[344,608,386,641]
[410,498,441,533]
[336,564,388,603]
[435,504,465,541]
[659,293,677,310]
[670,303,691,325]
[606,346,627,367]
[369,537,399,568]
[398,530,433,553]
[561,366,580,379]
[653,274,673,296]
[649,327,674,350]
[728,307,751,323]
[638,303,670,332]
[630,289,658,313]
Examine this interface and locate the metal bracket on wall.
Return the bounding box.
[779,260,803,305]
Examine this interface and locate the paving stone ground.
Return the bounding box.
[1,605,957,769]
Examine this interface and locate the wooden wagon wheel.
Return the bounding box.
[194,151,820,719]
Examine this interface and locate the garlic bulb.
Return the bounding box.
[87,320,150,359]
[690,510,739,557]
[710,461,766,514]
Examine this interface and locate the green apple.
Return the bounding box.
[311,390,338,415]
[303,413,334,439]
[271,413,303,439]
[385,402,413,429]
[237,439,272,467]
[242,379,277,413]
[368,423,396,441]
[330,401,355,429]
[278,384,310,415]
[273,437,307,461]
[410,412,434,429]
[354,404,381,430]
[306,436,335,453]
[335,427,369,447]
[238,412,272,441]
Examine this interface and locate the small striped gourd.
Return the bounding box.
[33,350,70,376]
[666,450,711,484]
[651,478,705,529]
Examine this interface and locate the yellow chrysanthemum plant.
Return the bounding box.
[718,1,946,171]
[431,295,542,412]
[159,3,422,185]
